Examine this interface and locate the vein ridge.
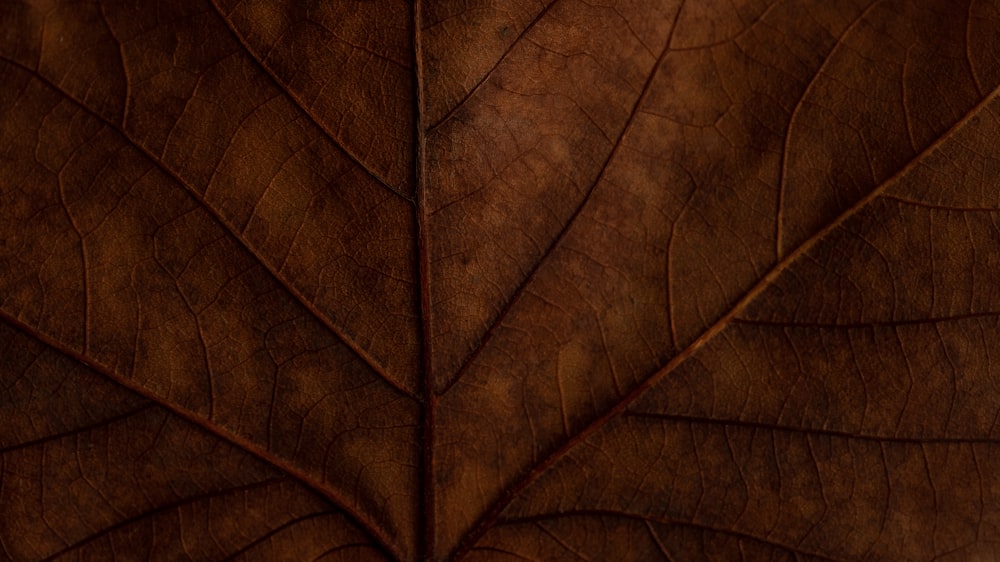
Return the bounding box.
[0,55,415,400]
[450,36,1000,561]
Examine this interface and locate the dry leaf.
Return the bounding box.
[3,0,1000,560]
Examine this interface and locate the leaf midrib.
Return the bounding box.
[412,1,437,559]
[9,2,1000,560]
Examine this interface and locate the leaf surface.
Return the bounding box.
[3,0,1000,560]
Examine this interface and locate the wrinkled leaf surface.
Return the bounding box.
[3,0,1000,560]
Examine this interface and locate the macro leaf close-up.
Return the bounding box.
[4,0,1000,560]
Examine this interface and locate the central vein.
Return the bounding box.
[412,1,436,560]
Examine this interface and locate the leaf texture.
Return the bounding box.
[3,0,1000,560]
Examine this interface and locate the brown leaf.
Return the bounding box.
[2,0,1000,560]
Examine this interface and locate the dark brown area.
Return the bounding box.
[3,0,1000,560]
